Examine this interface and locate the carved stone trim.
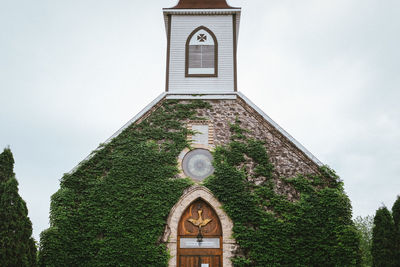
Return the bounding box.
[187,120,214,146]
[177,145,214,180]
[163,186,236,267]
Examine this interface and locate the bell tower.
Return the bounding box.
[163,0,241,94]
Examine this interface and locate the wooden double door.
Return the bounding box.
[177,199,222,267]
[180,255,220,267]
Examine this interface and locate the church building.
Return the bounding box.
[38,1,360,266]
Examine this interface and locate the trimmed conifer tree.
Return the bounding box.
[0,148,37,266]
[371,206,396,267]
[392,196,400,267]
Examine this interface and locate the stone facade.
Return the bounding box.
[132,96,322,265]
[190,97,320,179]
[135,96,321,199]
[135,97,319,180]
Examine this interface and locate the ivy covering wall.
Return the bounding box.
[38,100,209,266]
[39,100,361,266]
[204,120,361,266]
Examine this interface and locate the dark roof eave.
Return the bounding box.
[166,0,237,9]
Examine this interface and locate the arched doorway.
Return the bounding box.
[177,198,222,267]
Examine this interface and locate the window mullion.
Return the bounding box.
[200,45,203,68]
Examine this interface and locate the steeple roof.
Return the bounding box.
[170,0,234,9]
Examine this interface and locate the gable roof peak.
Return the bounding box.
[169,0,235,9]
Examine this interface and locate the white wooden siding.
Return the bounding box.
[168,15,234,93]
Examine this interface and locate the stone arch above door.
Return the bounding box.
[163,186,236,267]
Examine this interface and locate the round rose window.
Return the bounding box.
[182,149,214,181]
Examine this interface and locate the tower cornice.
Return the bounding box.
[167,0,236,9]
[162,8,241,15]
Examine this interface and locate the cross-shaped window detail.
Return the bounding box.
[197,34,207,42]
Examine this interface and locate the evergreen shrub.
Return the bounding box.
[391,196,400,266]
[0,148,37,267]
[371,207,396,267]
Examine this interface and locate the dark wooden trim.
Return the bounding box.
[233,14,238,92]
[178,254,222,267]
[165,14,172,92]
[185,25,218,78]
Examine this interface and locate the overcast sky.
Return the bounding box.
[1,0,399,241]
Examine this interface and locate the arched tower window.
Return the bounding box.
[185,26,218,77]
